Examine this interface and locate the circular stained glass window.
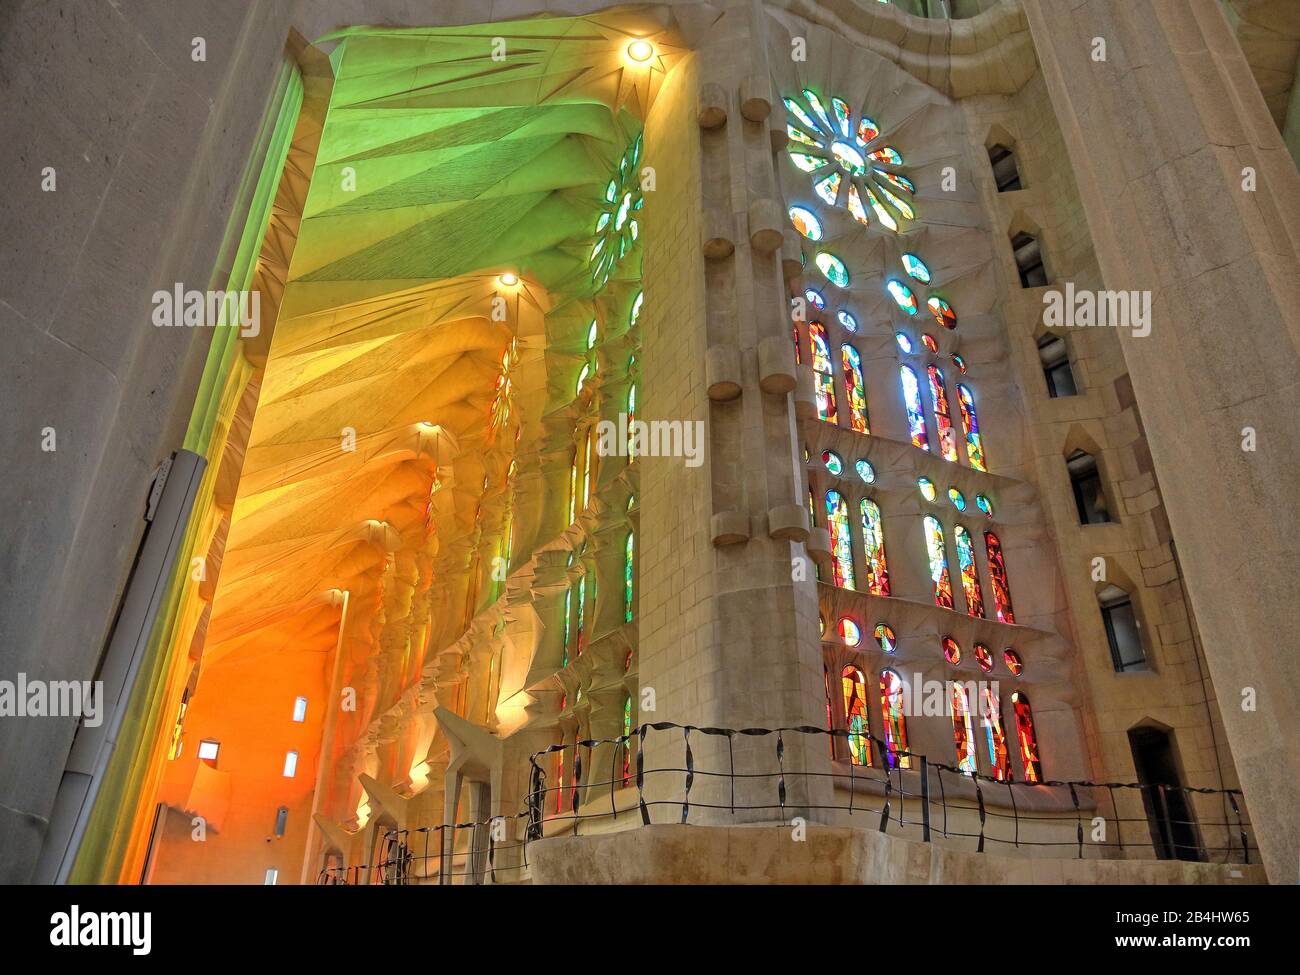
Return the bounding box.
[942,636,961,665]
[948,487,966,511]
[838,309,859,332]
[975,642,993,673]
[922,334,939,354]
[887,280,917,315]
[831,140,867,176]
[855,459,875,484]
[901,253,931,284]
[927,296,956,329]
[789,205,823,241]
[822,450,843,476]
[1003,648,1023,675]
[816,252,850,288]
[975,494,993,517]
[839,617,862,647]
[874,623,897,653]
[805,288,825,310]
[917,476,937,502]
[895,332,913,353]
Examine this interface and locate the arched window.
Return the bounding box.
[954,525,984,618]
[859,498,890,595]
[982,688,1010,782]
[899,365,929,450]
[988,143,1021,192]
[627,383,637,462]
[950,682,977,775]
[926,364,957,462]
[841,344,869,433]
[841,665,871,766]
[576,574,587,657]
[1067,450,1111,524]
[809,322,838,423]
[1011,231,1047,287]
[1011,691,1041,782]
[1038,334,1077,397]
[567,445,579,524]
[923,515,954,609]
[825,490,856,590]
[984,531,1015,624]
[622,694,633,786]
[624,532,635,623]
[581,428,595,508]
[562,586,573,667]
[955,384,986,471]
[879,670,911,770]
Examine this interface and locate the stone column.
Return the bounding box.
[1024,0,1300,882]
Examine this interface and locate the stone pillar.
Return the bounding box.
[1024,0,1300,882]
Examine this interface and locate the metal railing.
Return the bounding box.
[326,722,1253,884]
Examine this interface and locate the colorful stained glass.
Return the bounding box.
[789,205,823,240]
[880,670,911,769]
[576,574,587,656]
[837,309,859,332]
[950,682,977,775]
[830,96,853,137]
[876,182,914,220]
[789,152,825,173]
[846,183,871,226]
[982,688,1009,782]
[926,296,956,330]
[869,147,903,165]
[1012,692,1041,782]
[860,498,890,595]
[956,384,987,471]
[567,446,579,523]
[803,89,834,130]
[917,476,937,502]
[874,623,896,653]
[805,288,825,310]
[624,532,635,622]
[622,694,633,785]
[924,515,954,609]
[822,449,844,476]
[842,666,872,766]
[976,494,993,517]
[948,487,966,511]
[627,383,637,462]
[787,125,821,148]
[831,140,867,175]
[861,184,898,231]
[942,636,961,665]
[813,171,842,205]
[974,642,993,672]
[816,252,850,287]
[900,365,929,450]
[985,531,1015,624]
[590,134,645,290]
[901,253,931,284]
[874,168,914,193]
[857,115,879,143]
[887,280,918,315]
[839,617,862,646]
[841,344,869,433]
[896,331,914,353]
[1003,647,1023,675]
[809,323,838,424]
[954,525,984,618]
[856,459,875,484]
[927,364,958,463]
[826,490,856,590]
[562,587,572,666]
[921,334,939,354]
[951,353,967,374]
[783,96,821,133]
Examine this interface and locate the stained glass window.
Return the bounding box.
[874,622,896,653]
[954,525,985,618]
[985,531,1015,624]
[927,364,958,463]
[887,280,918,315]
[983,688,1010,782]
[627,383,637,462]
[855,459,875,484]
[948,487,966,511]
[921,334,939,354]
[942,635,961,665]
[923,515,954,609]
[956,384,987,471]
[1012,691,1041,782]
[789,205,823,240]
[838,309,859,332]
[901,253,931,284]
[825,490,856,589]
[917,476,937,502]
[975,493,993,517]
[823,450,843,476]
[950,682,977,775]
[622,694,633,785]
[816,252,850,288]
[809,323,838,424]
[841,344,869,433]
[879,670,911,769]
[860,498,890,595]
[842,666,872,767]
[951,353,967,374]
[562,587,572,666]
[805,288,826,310]
[974,642,993,673]
[567,445,579,524]
[896,331,914,353]
[781,90,913,231]
[582,428,594,508]
[1003,647,1023,675]
[591,133,644,290]
[576,574,587,657]
[839,617,862,646]
[927,296,957,330]
[624,532,635,622]
[900,365,929,450]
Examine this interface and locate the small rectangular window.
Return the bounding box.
[1037,335,1077,397]
[197,740,220,762]
[1067,451,1112,525]
[1101,589,1147,672]
[264,868,279,885]
[283,751,298,778]
[292,696,308,723]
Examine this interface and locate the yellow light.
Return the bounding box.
[626,39,655,63]
[498,271,520,287]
